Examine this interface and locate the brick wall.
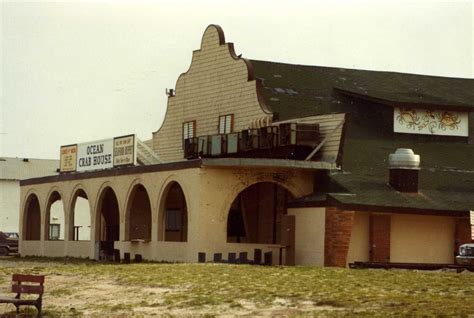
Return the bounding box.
[369,214,391,262]
[324,207,355,267]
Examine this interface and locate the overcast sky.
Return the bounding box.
[1,0,473,159]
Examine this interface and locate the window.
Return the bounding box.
[218,114,233,134]
[73,225,82,241]
[183,121,195,140]
[165,209,182,231]
[49,224,60,240]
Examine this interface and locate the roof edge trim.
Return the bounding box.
[334,87,473,112]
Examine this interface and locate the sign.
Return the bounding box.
[60,145,77,172]
[394,108,468,137]
[60,135,137,173]
[471,211,474,240]
[76,138,114,172]
[114,135,136,167]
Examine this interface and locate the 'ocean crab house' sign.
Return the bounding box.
[60,134,136,173]
[394,107,469,137]
[76,139,113,172]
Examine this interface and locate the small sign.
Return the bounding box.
[60,145,77,172]
[114,135,136,167]
[470,210,474,225]
[394,108,468,137]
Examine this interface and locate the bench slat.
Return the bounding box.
[0,297,38,305]
[12,274,45,284]
[12,284,44,295]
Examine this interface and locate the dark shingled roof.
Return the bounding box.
[291,172,474,214]
[250,59,474,213]
[251,60,474,120]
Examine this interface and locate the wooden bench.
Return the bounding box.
[0,274,45,316]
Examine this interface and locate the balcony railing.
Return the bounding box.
[184,123,320,160]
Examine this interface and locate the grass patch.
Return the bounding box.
[49,287,75,297]
[0,258,473,316]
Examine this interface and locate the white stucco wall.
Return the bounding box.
[288,207,325,266]
[0,180,20,233]
[20,165,313,263]
[346,212,456,265]
[391,214,455,264]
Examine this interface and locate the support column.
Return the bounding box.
[324,207,355,267]
[281,215,295,265]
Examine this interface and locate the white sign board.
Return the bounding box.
[470,211,474,240]
[114,135,136,167]
[76,139,114,172]
[60,134,137,173]
[394,108,468,137]
[60,144,77,172]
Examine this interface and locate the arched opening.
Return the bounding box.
[227,182,293,244]
[23,194,41,240]
[70,189,91,241]
[160,182,188,242]
[96,187,120,258]
[127,184,152,241]
[45,191,65,241]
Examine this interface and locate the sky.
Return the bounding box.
[1,0,473,159]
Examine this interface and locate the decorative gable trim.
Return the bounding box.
[152,25,273,162]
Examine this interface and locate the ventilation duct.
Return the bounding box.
[388,148,420,193]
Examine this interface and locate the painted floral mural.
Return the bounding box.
[394,108,468,137]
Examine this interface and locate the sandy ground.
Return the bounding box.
[0,258,340,316]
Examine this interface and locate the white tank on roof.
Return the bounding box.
[388,148,420,169]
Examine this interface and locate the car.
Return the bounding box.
[4,232,19,239]
[0,231,19,256]
[456,243,474,265]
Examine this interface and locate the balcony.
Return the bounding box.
[184,123,321,161]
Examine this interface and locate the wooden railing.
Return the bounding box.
[184,123,321,160]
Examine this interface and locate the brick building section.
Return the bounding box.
[455,217,473,252]
[324,207,355,267]
[369,214,391,262]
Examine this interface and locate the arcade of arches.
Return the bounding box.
[96,187,120,258]
[127,185,152,241]
[21,182,190,258]
[19,167,312,264]
[70,189,91,241]
[161,182,188,242]
[23,194,40,241]
[45,191,65,241]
